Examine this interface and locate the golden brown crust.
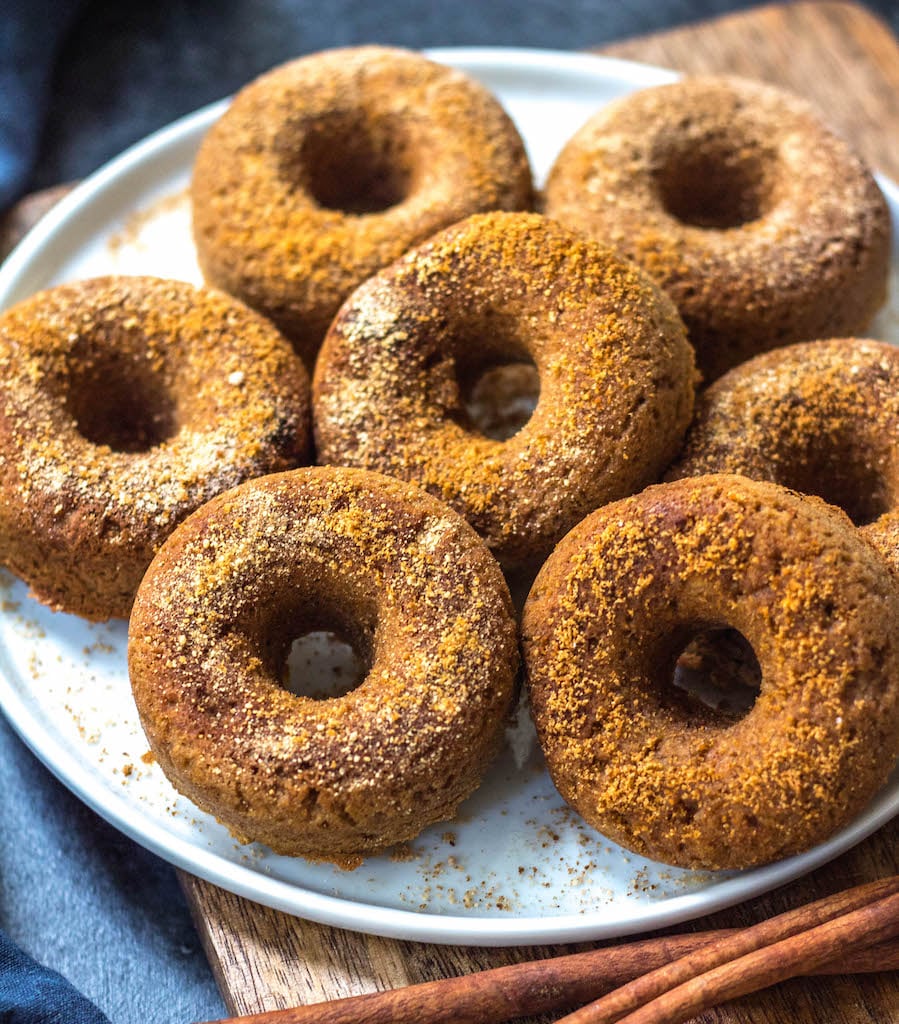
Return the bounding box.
[191,45,534,368]
[0,276,311,620]
[544,76,891,382]
[313,211,697,567]
[667,338,899,571]
[128,466,519,862]
[522,474,899,870]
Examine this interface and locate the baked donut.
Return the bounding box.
[667,338,899,570]
[128,466,519,863]
[522,474,899,870]
[544,76,891,382]
[0,276,311,621]
[313,211,696,568]
[191,45,533,368]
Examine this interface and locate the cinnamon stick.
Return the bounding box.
[202,930,720,1024]
[199,936,899,1024]
[556,876,899,1024]
[606,889,899,1024]
[200,878,899,1024]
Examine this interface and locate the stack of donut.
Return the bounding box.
[2,45,897,871]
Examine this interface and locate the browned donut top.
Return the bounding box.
[668,339,899,530]
[523,474,899,869]
[129,467,518,858]
[192,45,533,366]
[544,76,891,380]
[313,211,696,566]
[0,277,310,610]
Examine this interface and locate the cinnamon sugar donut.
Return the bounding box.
[0,276,311,621]
[192,45,533,368]
[668,338,899,569]
[128,467,519,863]
[544,77,891,381]
[522,474,899,870]
[313,211,696,568]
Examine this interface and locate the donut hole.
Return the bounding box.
[254,589,376,701]
[284,629,368,700]
[444,313,540,441]
[460,360,540,441]
[669,625,761,721]
[654,136,772,229]
[289,115,414,214]
[66,354,176,452]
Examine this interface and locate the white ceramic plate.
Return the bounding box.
[1,48,898,948]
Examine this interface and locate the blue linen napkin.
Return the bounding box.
[0,0,86,211]
[0,930,110,1024]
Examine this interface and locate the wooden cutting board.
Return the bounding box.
[4,3,899,1022]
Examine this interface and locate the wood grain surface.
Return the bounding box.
[3,3,899,1022]
[602,0,899,181]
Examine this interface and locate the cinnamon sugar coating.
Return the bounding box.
[668,339,899,571]
[313,211,697,568]
[522,475,899,870]
[0,277,311,621]
[544,76,891,382]
[191,45,533,369]
[128,467,519,863]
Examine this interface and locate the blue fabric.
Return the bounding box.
[0,930,109,1024]
[0,0,85,209]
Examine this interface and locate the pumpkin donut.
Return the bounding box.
[0,276,311,621]
[313,211,696,568]
[128,467,519,863]
[667,338,899,571]
[522,474,899,870]
[191,45,533,368]
[544,76,891,381]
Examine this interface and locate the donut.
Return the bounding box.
[313,211,697,568]
[191,45,534,369]
[0,276,311,621]
[522,474,899,870]
[128,466,519,863]
[543,76,891,382]
[667,338,899,571]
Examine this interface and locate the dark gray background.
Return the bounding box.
[4,2,899,1023]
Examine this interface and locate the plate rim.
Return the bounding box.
[1,45,898,947]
